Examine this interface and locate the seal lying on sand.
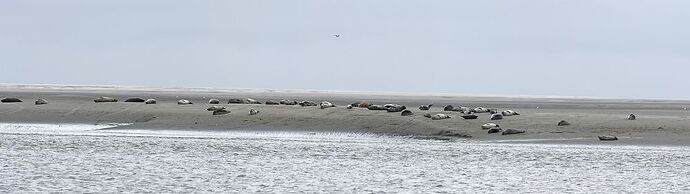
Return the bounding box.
[490,114,503,120]
[94,97,118,103]
[34,99,48,105]
[177,99,193,105]
[228,98,261,104]
[431,114,451,120]
[145,99,157,104]
[1,98,22,103]
[124,97,146,102]
[401,110,413,116]
[628,114,636,120]
[443,105,454,111]
[347,105,353,109]
[249,109,260,115]
[265,100,280,105]
[482,123,499,129]
[213,109,230,115]
[501,110,520,116]
[299,101,318,106]
[385,104,406,112]
[557,120,570,126]
[419,104,432,110]
[424,113,432,118]
[368,105,387,110]
[502,129,525,135]
[598,135,618,141]
[320,101,335,109]
[461,114,478,119]
[350,101,371,108]
[472,107,491,113]
[487,128,502,134]
[452,106,471,113]
[208,99,220,104]
[207,106,226,111]
[280,99,298,105]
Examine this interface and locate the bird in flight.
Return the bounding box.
[334,34,341,38]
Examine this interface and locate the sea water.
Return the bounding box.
[1,123,689,193]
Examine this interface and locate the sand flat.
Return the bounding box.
[1,84,690,145]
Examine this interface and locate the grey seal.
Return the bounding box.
[628,114,636,120]
[1,97,22,103]
[419,104,432,110]
[94,97,118,103]
[502,129,525,135]
[208,99,220,104]
[207,106,226,111]
[598,136,618,141]
[501,110,520,116]
[34,99,48,105]
[320,101,335,109]
[145,99,157,104]
[249,109,260,115]
[490,114,503,120]
[177,99,193,105]
[124,97,146,102]
[401,110,413,116]
[481,123,499,129]
[431,114,451,120]
[557,120,570,126]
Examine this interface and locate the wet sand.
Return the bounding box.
[1,84,690,145]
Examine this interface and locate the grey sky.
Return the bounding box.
[1,0,689,99]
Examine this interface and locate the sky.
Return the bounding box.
[1,0,689,99]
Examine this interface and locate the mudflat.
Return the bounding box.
[1,84,689,145]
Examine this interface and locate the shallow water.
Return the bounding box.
[1,124,690,193]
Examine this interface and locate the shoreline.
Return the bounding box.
[1,84,690,146]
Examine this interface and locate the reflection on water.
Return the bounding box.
[1,124,689,193]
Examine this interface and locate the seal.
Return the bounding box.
[443,105,454,111]
[94,97,118,103]
[472,107,491,113]
[124,97,146,102]
[213,109,230,115]
[34,99,48,105]
[487,128,502,134]
[628,114,636,120]
[502,129,525,135]
[401,110,413,116]
[385,104,406,112]
[346,104,353,109]
[431,114,451,120]
[208,99,220,104]
[419,104,433,110]
[423,113,432,118]
[461,114,478,119]
[1,97,22,103]
[299,101,318,106]
[265,100,280,105]
[145,99,157,104]
[350,101,371,108]
[557,120,570,126]
[249,109,260,115]
[177,99,193,105]
[320,101,335,109]
[598,135,618,141]
[501,110,520,116]
[280,99,298,105]
[207,106,226,111]
[490,113,503,120]
[481,123,499,129]
[368,105,387,110]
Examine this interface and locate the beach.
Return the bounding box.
[1,84,690,145]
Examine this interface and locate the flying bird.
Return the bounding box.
[334,34,341,38]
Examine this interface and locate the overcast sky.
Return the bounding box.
[1,0,688,99]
